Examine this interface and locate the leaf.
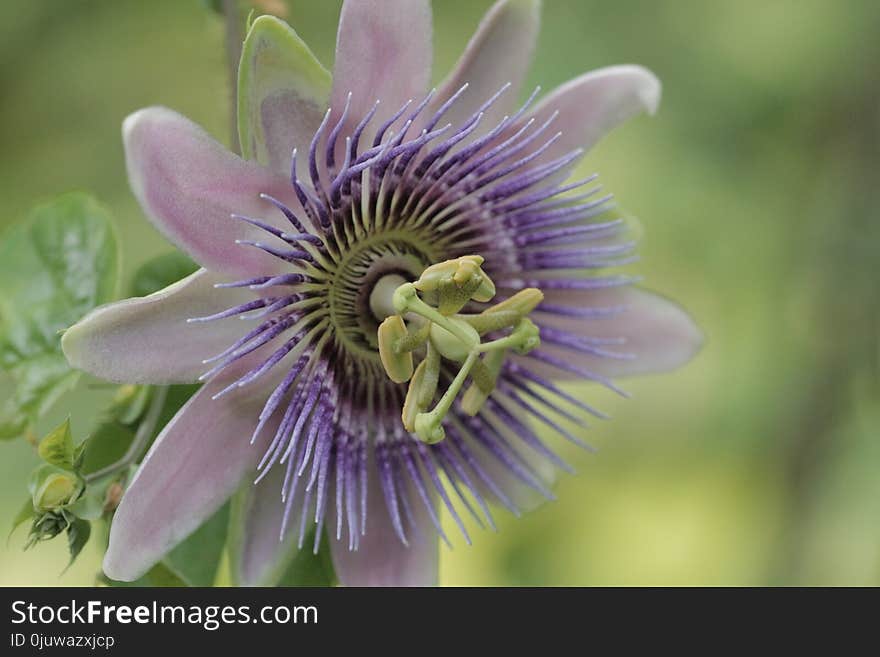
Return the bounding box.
[277,529,337,587]
[67,478,112,521]
[130,251,198,298]
[9,498,35,538]
[163,503,230,586]
[144,562,188,587]
[0,192,119,439]
[64,517,91,571]
[78,420,136,477]
[37,418,76,470]
[0,356,78,441]
[227,482,336,586]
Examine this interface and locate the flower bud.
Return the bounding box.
[29,465,83,512]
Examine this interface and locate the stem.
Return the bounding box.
[223,0,243,155]
[84,386,169,483]
[415,350,479,443]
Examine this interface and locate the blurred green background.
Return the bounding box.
[1,0,878,586]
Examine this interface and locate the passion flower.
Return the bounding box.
[62,0,701,586]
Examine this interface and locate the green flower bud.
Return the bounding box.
[29,464,83,512]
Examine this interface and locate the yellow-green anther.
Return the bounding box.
[469,357,497,394]
[462,349,506,416]
[378,315,414,383]
[418,342,441,408]
[402,360,428,432]
[402,343,441,432]
[483,287,544,316]
[460,309,523,335]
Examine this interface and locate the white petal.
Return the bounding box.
[124,107,296,278]
[103,366,277,582]
[62,269,255,385]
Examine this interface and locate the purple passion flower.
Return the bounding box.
[62,0,701,586]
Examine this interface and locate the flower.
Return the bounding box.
[62,0,701,586]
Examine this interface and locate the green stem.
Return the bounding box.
[223,0,243,155]
[84,386,168,484]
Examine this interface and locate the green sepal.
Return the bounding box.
[130,252,198,298]
[37,418,76,471]
[277,529,337,587]
[9,497,35,539]
[237,15,331,165]
[64,517,91,572]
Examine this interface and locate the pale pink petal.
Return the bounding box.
[62,269,255,385]
[429,0,540,130]
[228,465,302,586]
[523,286,702,380]
[330,0,432,141]
[124,106,295,278]
[329,461,438,587]
[515,65,661,174]
[103,367,276,582]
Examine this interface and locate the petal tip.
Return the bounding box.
[623,64,662,116]
[654,293,704,369]
[101,548,142,583]
[121,105,173,144]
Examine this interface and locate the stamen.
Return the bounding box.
[377,255,543,444]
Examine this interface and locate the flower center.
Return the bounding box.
[186,81,633,549]
[325,231,435,360]
[376,255,543,444]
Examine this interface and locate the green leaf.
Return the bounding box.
[78,420,136,477]
[9,497,35,538]
[0,192,119,439]
[64,517,91,571]
[37,418,76,470]
[237,14,331,166]
[130,251,198,297]
[144,562,188,587]
[277,529,337,587]
[163,503,230,586]
[228,483,337,586]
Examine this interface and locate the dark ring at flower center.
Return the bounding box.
[328,232,437,358]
